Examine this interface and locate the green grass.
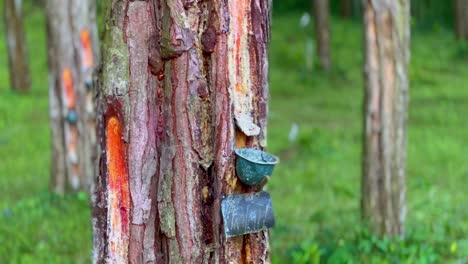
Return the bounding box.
[1,3,468,263]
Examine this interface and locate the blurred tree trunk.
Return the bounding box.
[313,0,331,70]
[3,0,31,93]
[92,0,271,262]
[341,0,361,18]
[362,0,410,237]
[45,0,99,194]
[341,0,353,18]
[454,0,468,40]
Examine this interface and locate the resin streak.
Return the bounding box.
[106,116,130,262]
[80,29,94,69]
[228,0,260,136]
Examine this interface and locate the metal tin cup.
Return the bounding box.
[234,148,279,186]
[221,191,275,237]
[66,111,78,124]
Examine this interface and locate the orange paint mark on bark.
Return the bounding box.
[68,126,78,155]
[65,126,79,188]
[106,116,130,261]
[80,29,94,69]
[62,68,76,109]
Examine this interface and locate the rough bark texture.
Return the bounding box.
[313,0,331,70]
[3,0,31,93]
[362,0,410,237]
[45,0,99,194]
[455,0,468,40]
[92,0,272,263]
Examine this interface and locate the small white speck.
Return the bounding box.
[288,123,299,142]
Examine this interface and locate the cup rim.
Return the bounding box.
[235,148,279,165]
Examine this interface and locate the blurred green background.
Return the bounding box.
[1,1,468,263]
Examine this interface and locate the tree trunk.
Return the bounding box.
[45,0,99,194]
[341,0,353,18]
[313,0,331,70]
[362,0,410,237]
[454,0,468,40]
[3,0,31,93]
[92,0,271,263]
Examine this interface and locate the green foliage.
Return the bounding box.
[410,0,454,30]
[273,0,310,14]
[284,226,465,263]
[0,193,92,263]
[274,0,453,29]
[1,2,468,263]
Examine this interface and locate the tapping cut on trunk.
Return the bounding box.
[62,68,76,109]
[106,116,130,262]
[228,0,261,137]
[67,126,78,162]
[79,28,96,168]
[61,68,80,187]
[80,29,94,69]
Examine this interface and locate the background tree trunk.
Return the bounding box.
[454,0,468,40]
[341,0,353,18]
[313,0,331,70]
[92,0,271,262]
[3,0,31,93]
[362,0,410,237]
[45,0,99,194]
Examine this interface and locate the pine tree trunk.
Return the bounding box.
[341,0,353,18]
[45,0,99,194]
[92,0,272,262]
[455,0,468,40]
[313,0,331,70]
[3,0,31,93]
[362,0,410,237]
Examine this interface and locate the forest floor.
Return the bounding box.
[1,3,468,263]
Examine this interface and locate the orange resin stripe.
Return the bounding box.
[80,29,94,69]
[62,68,76,109]
[106,117,129,260]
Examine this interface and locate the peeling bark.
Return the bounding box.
[3,0,31,93]
[362,0,410,237]
[45,0,99,193]
[93,0,272,262]
[313,0,331,70]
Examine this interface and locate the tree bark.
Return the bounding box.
[313,0,331,70]
[454,0,468,40]
[92,0,272,263]
[3,0,31,93]
[362,0,410,237]
[45,0,99,194]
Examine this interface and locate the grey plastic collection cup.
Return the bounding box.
[234,148,279,186]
